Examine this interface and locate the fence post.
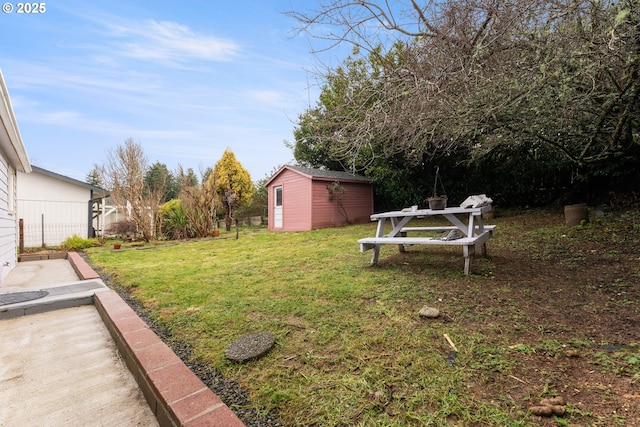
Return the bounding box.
[19,218,24,254]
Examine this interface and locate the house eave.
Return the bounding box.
[30,165,108,197]
[0,70,31,173]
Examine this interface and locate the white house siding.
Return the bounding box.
[17,171,92,247]
[0,70,31,284]
[0,155,15,283]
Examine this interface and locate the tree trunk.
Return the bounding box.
[225,210,232,231]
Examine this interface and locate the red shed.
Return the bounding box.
[265,165,374,232]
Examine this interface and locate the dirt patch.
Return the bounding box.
[455,209,640,424]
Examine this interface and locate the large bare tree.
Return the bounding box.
[100,138,164,242]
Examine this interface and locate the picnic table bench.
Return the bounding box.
[358,206,495,275]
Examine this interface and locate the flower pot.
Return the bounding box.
[564,203,589,226]
[113,243,121,250]
[428,166,447,210]
[428,196,447,210]
[213,230,220,237]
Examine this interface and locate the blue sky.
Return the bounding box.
[1,1,338,183]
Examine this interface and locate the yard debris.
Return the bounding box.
[508,374,528,384]
[440,229,463,241]
[459,194,493,208]
[529,396,566,417]
[444,334,458,366]
[419,306,440,318]
[446,351,457,366]
[443,334,458,352]
[565,349,580,357]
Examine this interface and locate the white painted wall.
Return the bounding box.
[0,156,15,283]
[17,170,93,247]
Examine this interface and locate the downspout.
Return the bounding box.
[88,191,94,238]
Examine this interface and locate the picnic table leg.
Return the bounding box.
[371,245,381,265]
[479,243,487,257]
[390,218,407,253]
[467,213,475,237]
[463,245,475,276]
[478,227,492,257]
[370,218,386,265]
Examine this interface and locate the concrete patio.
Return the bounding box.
[0,256,244,427]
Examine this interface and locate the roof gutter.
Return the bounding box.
[0,70,31,173]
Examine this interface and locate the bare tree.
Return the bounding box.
[99,138,163,242]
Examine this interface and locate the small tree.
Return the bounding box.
[86,165,103,187]
[145,162,179,203]
[327,180,350,224]
[99,138,162,242]
[212,148,254,232]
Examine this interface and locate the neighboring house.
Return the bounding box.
[0,70,32,283]
[265,165,373,232]
[17,166,108,248]
[101,196,132,237]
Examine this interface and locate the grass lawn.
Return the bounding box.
[86,209,640,426]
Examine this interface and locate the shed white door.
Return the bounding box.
[273,186,283,228]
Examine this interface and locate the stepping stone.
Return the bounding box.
[419,306,440,318]
[225,331,276,362]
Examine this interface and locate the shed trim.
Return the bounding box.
[265,165,370,187]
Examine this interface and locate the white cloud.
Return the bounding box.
[107,19,241,66]
[247,89,287,107]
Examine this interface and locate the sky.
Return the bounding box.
[1,0,340,183]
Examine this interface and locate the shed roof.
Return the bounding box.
[265,165,371,187]
[30,165,109,198]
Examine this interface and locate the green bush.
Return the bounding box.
[159,199,193,240]
[61,235,99,250]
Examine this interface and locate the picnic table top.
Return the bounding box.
[371,205,492,219]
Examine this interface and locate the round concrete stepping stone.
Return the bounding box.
[419,306,440,318]
[225,331,275,362]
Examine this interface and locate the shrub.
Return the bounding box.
[108,219,138,240]
[159,199,193,240]
[61,235,99,250]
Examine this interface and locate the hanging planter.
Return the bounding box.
[427,166,447,210]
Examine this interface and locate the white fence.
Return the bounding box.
[21,219,88,248]
[19,199,92,248]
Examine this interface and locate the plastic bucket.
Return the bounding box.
[564,203,589,226]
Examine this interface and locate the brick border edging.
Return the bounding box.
[66,252,101,280]
[67,253,245,427]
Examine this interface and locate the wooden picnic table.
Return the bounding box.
[358,205,495,275]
